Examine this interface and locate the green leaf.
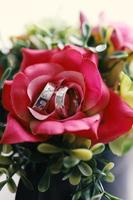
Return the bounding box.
[105,192,121,200]
[104,172,115,183]
[63,134,76,143]
[69,169,81,186]
[70,149,92,161]
[0,168,9,176]
[100,27,107,40]
[95,44,107,53]
[119,72,133,108]
[38,169,50,192]
[7,178,17,193]
[69,35,83,46]
[37,143,62,154]
[91,193,104,200]
[109,51,128,59]
[62,172,72,181]
[0,156,12,165]
[82,23,91,46]
[50,157,63,174]
[63,156,80,168]
[0,67,12,87]
[90,144,105,155]
[78,162,92,177]
[2,145,13,154]
[19,171,34,191]
[82,189,91,200]
[72,191,81,200]
[75,138,91,148]
[82,23,91,39]
[103,162,115,173]
[0,180,7,191]
[109,131,133,156]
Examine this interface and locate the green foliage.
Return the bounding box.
[38,169,51,192]
[109,51,128,59]
[70,149,93,161]
[63,156,80,168]
[38,143,62,154]
[78,162,92,177]
[7,178,17,193]
[90,143,105,155]
[109,131,133,156]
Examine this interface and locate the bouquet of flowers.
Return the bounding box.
[0,12,133,200]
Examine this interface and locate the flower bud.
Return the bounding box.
[37,143,62,154]
[70,149,92,161]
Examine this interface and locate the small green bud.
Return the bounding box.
[75,137,91,148]
[63,134,76,143]
[78,162,92,177]
[0,156,12,165]
[0,168,9,176]
[69,170,81,185]
[103,162,115,173]
[63,156,80,168]
[90,143,105,155]
[70,149,93,161]
[72,191,81,200]
[50,158,63,174]
[2,145,13,154]
[7,179,17,193]
[104,172,115,183]
[37,143,62,154]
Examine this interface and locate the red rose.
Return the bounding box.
[1,45,133,144]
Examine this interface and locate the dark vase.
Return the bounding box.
[15,151,131,200]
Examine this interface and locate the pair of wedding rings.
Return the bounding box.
[33,82,80,118]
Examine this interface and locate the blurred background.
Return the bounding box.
[0,0,133,199]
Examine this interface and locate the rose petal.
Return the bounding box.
[30,113,101,140]
[83,114,101,136]
[64,114,101,137]
[11,72,30,121]
[55,71,85,92]
[21,48,58,71]
[97,91,133,143]
[51,47,82,71]
[28,107,55,121]
[81,60,109,112]
[88,81,110,115]
[27,75,51,101]
[30,120,64,135]
[2,80,13,112]
[0,115,45,144]
[24,63,63,81]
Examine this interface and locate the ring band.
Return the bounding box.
[55,86,80,118]
[33,82,56,111]
[55,86,69,118]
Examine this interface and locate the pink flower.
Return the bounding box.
[1,45,133,144]
[80,11,133,50]
[110,22,133,50]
